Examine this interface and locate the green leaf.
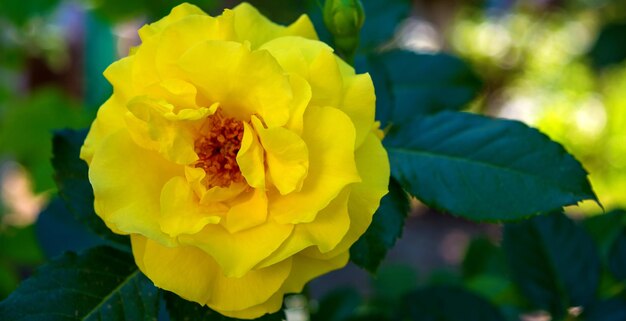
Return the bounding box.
[164,291,284,321]
[0,225,44,265]
[385,111,597,221]
[588,22,626,70]
[36,198,106,258]
[0,89,93,192]
[361,51,481,127]
[608,229,626,282]
[350,179,409,272]
[52,129,130,248]
[398,285,506,321]
[503,213,600,317]
[359,0,410,51]
[312,288,362,321]
[462,237,508,279]
[582,297,626,321]
[0,246,159,321]
[583,210,626,260]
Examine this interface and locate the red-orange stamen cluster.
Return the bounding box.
[194,109,245,188]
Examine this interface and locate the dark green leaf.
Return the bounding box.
[583,210,626,260]
[359,0,410,51]
[588,22,626,70]
[0,246,159,321]
[312,288,361,321]
[52,129,130,248]
[582,297,626,321]
[164,291,284,321]
[399,285,506,321]
[462,237,508,279]
[385,111,597,221]
[362,51,481,127]
[36,198,106,258]
[503,213,600,317]
[350,179,409,272]
[608,230,626,282]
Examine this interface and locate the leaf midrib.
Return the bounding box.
[81,269,140,321]
[388,146,588,197]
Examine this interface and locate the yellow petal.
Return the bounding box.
[284,74,312,135]
[103,56,136,102]
[306,132,389,259]
[281,251,349,294]
[143,78,199,111]
[178,40,292,127]
[159,176,222,238]
[80,95,126,164]
[231,3,318,48]
[340,73,376,148]
[138,3,207,41]
[251,116,309,195]
[154,13,236,80]
[223,188,268,234]
[259,189,351,268]
[131,234,293,314]
[236,122,265,189]
[89,130,179,246]
[270,106,360,224]
[218,291,284,319]
[178,220,293,277]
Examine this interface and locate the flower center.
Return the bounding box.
[194,109,244,188]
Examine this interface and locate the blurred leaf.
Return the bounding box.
[589,22,626,70]
[582,297,626,321]
[464,275,524,307]
[372,265,418,299]
[164,291,284,321]
[0,246,159,321]
[35,197,107,258]
[52,129,130,248]
[462,237,508,279]
[0,225,44,265]
[0,265,18,301]
[345,313,392,321]
[312,287,361,321]
[608,229,626,282]
[361,51,482,128]
[385,111,597,221]
[399,285,506,321]
[503,213,600,317]
[0,0,60,25]
[350,179,409,272]
[84,13,115,109]
[583,210,626,260]
[90,0,220,22]
[359,0,410,51]
[0,89,93,192]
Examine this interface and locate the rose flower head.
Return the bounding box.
[80,2,389,319]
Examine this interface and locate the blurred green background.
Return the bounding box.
[1,0,625,319]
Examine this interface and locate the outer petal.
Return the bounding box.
[138,3,207,41]
[259,189,351,268]
[270,106,360,224]
[131,235,292,314]
[178,220,293,278]
[231,3,318,48]
[89,130,180,245]
[159,176,222,238]
[178,40,292,127]
[80,95,126,164]
[281,251,349,294]
[306,132,389,259]
[219,291,284,319]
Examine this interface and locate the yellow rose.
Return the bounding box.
[80,2,389,319]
